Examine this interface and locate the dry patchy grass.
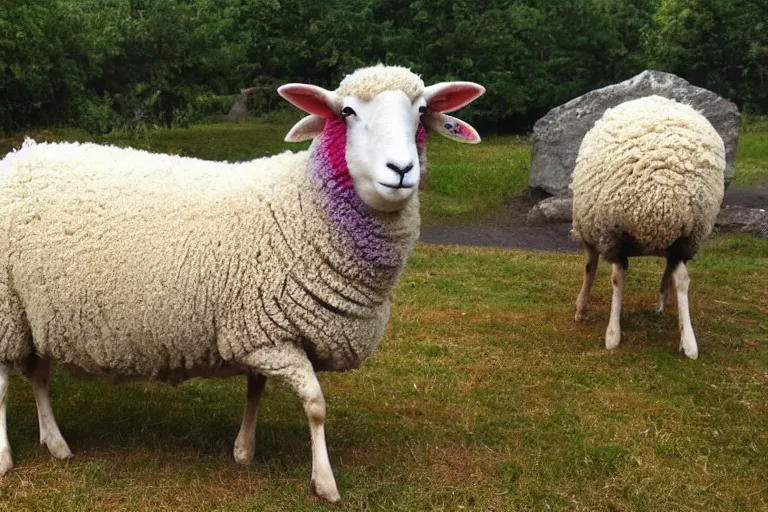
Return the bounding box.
[0,237,765,510]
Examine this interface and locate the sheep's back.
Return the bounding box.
[0,140,413,377]
[0,141,307,375]
[571,96,725,255]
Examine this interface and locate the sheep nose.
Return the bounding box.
[386,161,414,178]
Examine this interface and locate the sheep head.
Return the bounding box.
[278,65,484,212]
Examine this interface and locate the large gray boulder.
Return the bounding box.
[529,70,741,196]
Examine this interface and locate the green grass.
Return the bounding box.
[420,133,530,225]
[0,120,766,510]
[0,119,309,163]
[0,238,766,511]
[734,132,768,187]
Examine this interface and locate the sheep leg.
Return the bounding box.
[277,360,340,504]
[0,363,12,475]
[605,261,626,350]
[673,262,698,360]
[298,373,339,503]
[575,244,599,321]
[31,357,72,460]
[233,373,267,465]
[657,258,675,314]
[237,342,340,503]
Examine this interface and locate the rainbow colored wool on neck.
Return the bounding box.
[308,118,426,268]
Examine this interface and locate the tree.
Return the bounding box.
[1,0,765,135]
[647,0,768,111]
[0,0,99,132]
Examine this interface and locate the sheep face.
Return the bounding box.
[340,90,425,211]
[279,66,485,212]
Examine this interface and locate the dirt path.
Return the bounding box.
[420,191,581,252]
[722,181,768,208]
[420,183,768,252]
[420,222,581,252]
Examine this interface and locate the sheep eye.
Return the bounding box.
[341,106,356,118]
[419,106,427,114]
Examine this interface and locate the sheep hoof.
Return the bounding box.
[311,476,341,504]
[42,436,73,460]
[0,450,12,476]
[605,327,621,350]
[574,311,585,322]
[680,339,698,360]
[232,443,255,465]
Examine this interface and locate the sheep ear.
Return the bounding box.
[285,115,326,142]
[423,81,485,114]
[423,113,481,144]
[277,84,339,119]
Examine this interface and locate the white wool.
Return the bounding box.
[571,95,725,256]
[336,64,425,102]
[0,139,419,375]
[0,65,432,378]
[571,95,726,360]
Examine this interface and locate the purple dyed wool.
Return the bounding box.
[308,118,426,269]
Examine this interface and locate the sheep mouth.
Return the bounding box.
[377,182,414,190]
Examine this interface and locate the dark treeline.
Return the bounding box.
[1,0,767,135]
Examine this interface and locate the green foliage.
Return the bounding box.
[647,0,768,112]
[77,0,249,129]
[196,94,241,117]
[0,0,97,131]
[0,0,765,135]
[77,96,118,136]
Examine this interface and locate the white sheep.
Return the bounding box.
[570,95,725,359]
[0,65,485,503]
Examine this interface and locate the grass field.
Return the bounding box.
[0,120,766,511]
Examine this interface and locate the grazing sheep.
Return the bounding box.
[0,64,484,502]
[571,95,725,359]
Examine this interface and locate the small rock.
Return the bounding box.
[526,197,573,226]
[716,205,768,238]
[746,218,768,238]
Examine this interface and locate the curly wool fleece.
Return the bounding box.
[336,65,425,102]
[0,72,425,379]
[571,95,725,257]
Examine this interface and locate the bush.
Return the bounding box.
[741,112,768,134]
[77,97,117,135]
[196,94,241,117]
[1,0,766,135]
